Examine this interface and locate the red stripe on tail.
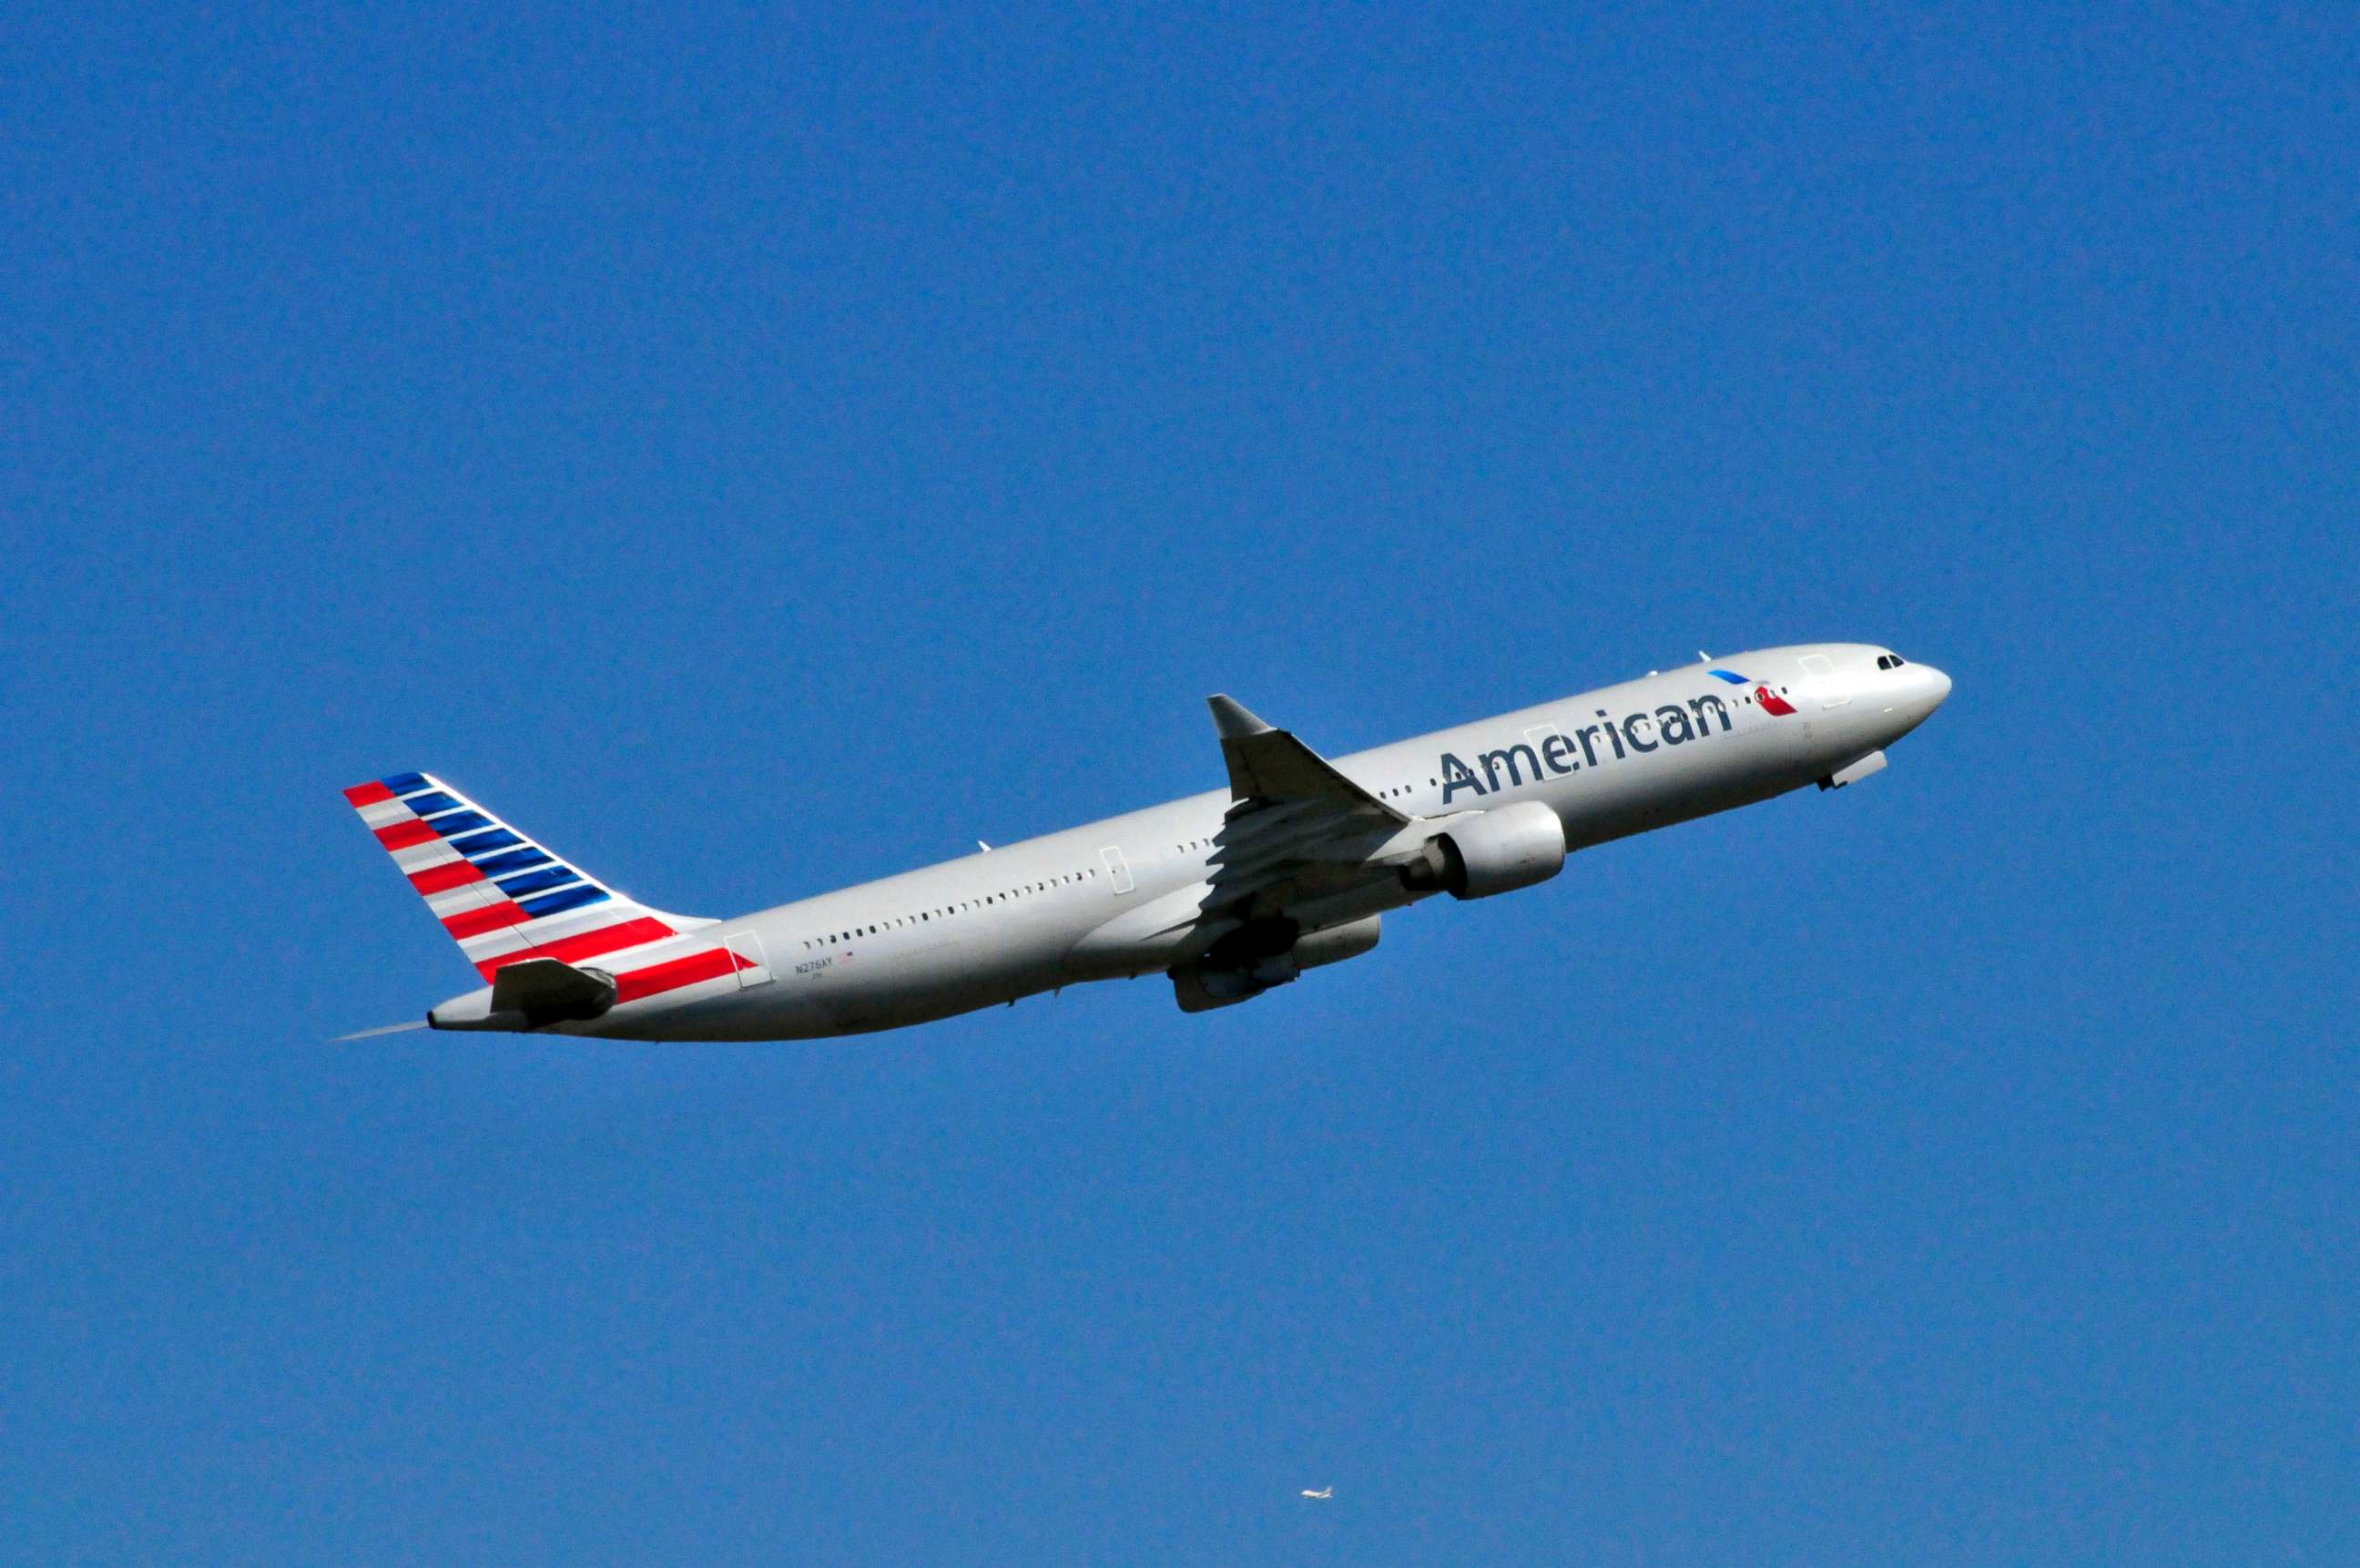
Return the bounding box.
[475,917,679,979]
[343,780,396,807]
[443,901,531,939]
[374,819,438,850]
[410,860,486,895]
[614,948,745,1003]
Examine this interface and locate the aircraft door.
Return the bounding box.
[1100,845,1134,894]
[724,929,773,988]
[1798,653,1849,709]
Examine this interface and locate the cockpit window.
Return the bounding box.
[1877,654,1907,670]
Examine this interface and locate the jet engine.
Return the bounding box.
[1398,799,1566,900]
[1169,913,1382,1013]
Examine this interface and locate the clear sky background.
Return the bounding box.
[5,3,2354,1563]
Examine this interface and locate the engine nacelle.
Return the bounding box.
[1294,914,1382,972]
[1399,799,1566,900]
[1170,914,1382,1013]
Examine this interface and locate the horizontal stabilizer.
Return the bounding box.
[489,957,618,1023]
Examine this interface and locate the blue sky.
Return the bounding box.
[5,2,2354,1562]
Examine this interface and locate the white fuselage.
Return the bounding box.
[534,644,1949,1041]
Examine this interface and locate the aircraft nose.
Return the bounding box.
[1915,664,1952,717]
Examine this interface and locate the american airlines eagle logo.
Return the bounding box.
[1713,666,1795,716]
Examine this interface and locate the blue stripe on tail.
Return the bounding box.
[521,885,609,918]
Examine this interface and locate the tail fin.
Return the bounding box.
[341,771,707,980]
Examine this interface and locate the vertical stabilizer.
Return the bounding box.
[341,771,708,980]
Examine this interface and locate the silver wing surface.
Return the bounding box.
[1196,694,1419,928]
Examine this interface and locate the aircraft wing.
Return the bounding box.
[1197,695,1417,924]
[1209,695,1409,825]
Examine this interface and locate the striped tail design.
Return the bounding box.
[341,771,702,981]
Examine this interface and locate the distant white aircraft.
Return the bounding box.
[340,645,1950,1041]
[1301,1486,1333,1500]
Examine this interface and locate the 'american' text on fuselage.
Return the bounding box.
[1439,693,1733,803]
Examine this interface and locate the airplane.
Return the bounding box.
[340,644,1949,1043]
[1301,1487,1333,1500]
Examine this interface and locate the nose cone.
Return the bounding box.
[1900,663,1952,729]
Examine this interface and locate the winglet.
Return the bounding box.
[1206,693,1274,740]
[1204,695,1406,822]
